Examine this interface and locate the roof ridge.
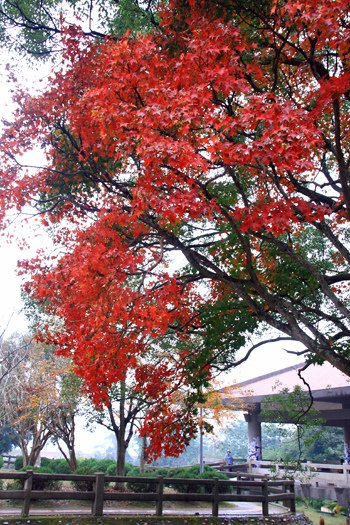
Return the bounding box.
[234,361,306,388]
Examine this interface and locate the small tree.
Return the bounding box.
[0,424,19,454]
[261,383,324,471]
[46,373,82,471]
[0,336,76,466]
[85,378,149,476]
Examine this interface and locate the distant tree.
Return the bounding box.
[261,423,290,459]
[269,425,344,463]
[216,419,344,463]
[0,332,30,389]
[46,373,82,471]
[0,424,19,454]
[261,384,325,464]
[216,420,249,460]
[0,336,76,466]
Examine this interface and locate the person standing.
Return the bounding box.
[225,450,234,472]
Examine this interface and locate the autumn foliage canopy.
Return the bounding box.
[1,0,350,457]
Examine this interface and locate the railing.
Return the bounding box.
[1,455,17,469]
[0,470,295,518]
[250,460,350,486]
[213,461,249,476]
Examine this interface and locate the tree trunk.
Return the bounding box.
[27,444,42,467]
[116,437,127,476]
[69,448,78,471]
[57,440,78,471]
[140,434,147,473]
[116,380,126,476]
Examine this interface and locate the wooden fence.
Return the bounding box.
[1,455,16,470]
[0,470,295,518]
[250,460,350,487]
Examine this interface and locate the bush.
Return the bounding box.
[15,467,62,491]
[5,480,21,491]
[71,459,135,491]
[106,463,116,476]
[75,458,117,473]
[40,457,72,474]
[126,467,169,493]
[15,456,23,470]
[90,458,116,474]
[124,465,230,494]
[167,465,231,494]
[71,463,96,492]
[71,459,111,490]
[0,456,3,469]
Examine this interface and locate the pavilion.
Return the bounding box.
[221,361,350,463]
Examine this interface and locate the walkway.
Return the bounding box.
[0,502,289,517]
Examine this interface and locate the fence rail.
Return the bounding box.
[0,470,295,518]
[251,460,350,487]
[1,455,16,470]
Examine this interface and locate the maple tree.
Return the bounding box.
[85,373,189,475]
[1,0,350,457]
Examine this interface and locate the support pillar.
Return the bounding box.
[344,424,350,464]
[343,400,350,464]
[244,404,262,462]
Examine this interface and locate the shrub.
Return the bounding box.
[71,459,135,491]
[90,458,116,474]
[15,466,62,491]
[124,465,230,494]
[14,456,23,470]
[106,463,116,476]
[104,461,135,476]
[5,480,21,491]
[125,467,169,493]
[40,457,71,474]
[75,458,117,474]
[71,463,96,492]
[167,465,231,494]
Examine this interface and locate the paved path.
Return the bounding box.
[0,502,289,517]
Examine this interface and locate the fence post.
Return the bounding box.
[237,474,241,496]
[92,472,105,516]
[22,469,33,517]
[262,478,269,517]
[156,476,164,516]
[275,463,280,477]
[212,477,219,517]
[289,481,296,513]
[248,460,252,473]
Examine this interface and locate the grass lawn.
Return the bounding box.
[296,503,348,525]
